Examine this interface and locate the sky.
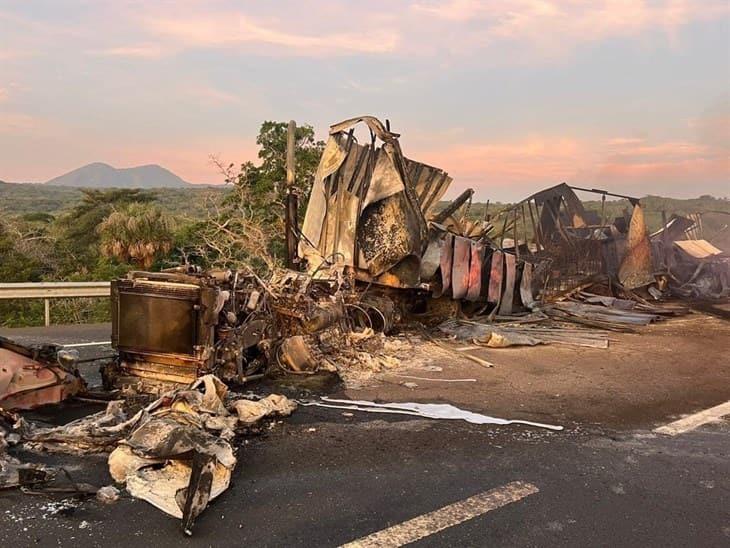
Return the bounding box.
[1,0,728,201]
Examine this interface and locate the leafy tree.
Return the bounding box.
[0,217,55,326]
[221,121,324,213]
[254,120,325,200]
[0,218,45,282]
[98,202,174,269]
[197,121,325,273]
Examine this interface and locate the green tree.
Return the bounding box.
[253,120,325,201]
[0,217,55,326]
[197,121,325,273]
[0,218,46,282]
[54,188,155,274]
[98,202,174,269]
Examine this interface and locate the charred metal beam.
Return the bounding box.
[569,185,640,205]
[432,188,474,224]
[285,120,300,269]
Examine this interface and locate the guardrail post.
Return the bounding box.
[44,298,50,327]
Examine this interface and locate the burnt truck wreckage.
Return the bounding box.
[2,115,729,534]
[100,115,728,392]
[0,335,85,410]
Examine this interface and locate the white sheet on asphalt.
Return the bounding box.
[301,397,563,431]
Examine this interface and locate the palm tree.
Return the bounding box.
[98,202,174,269]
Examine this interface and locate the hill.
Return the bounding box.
[44,162,192,188]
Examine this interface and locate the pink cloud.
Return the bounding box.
[591,131,729,194]
[86,44,168,58]
[412,130,729,200]
[416,135,590,188]
[2,1,728,65]
[0,50,32,60]
[4,1,718,64]
[185,84,240,105]
[0,112,59,136]
[143,12,399,56]
[603,138,706,161]
[410,0,729,58]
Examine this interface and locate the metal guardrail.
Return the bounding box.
[0,282,111,327]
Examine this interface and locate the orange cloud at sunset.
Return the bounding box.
[416,129,729,200]
[418,136,589,189]
[141,12,399,56]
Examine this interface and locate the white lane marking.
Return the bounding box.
[340,481,538,548]
[654,401,730,436]
[61,341,111,347]
[393,374,477,383]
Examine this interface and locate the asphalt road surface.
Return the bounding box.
[0,315,728,547]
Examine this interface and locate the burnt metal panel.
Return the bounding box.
[487,251,504,304]
[116,291,198,356]
[301,116,455,289]
[498,253,517,315]
[111,279,120,348]
[480,248,493,300]
[674,239,723,259]
[420,227,445,282]
[618,204,654,289]
[435,232,454,298]
[403,158,453,216]
[519,262,536,308]
[451,236,471,299]
[466,241,486,302]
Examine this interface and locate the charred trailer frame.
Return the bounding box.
[491,183,654,300]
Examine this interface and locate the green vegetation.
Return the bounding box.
[196,121,324,272]
[0,182,223,217]
[1,122,728,327]
[0,121,323,327]
[463,195,730,228]
[98,202,174,269]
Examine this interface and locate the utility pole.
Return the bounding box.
[285,120,299,269]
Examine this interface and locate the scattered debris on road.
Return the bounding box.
[2,374,295,535]
[439,318,611,348]
[95,484,120,504]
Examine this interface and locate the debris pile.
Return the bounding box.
[0,409,53,489]
[1,375,295,535]
[439,318,611,349]
[92,116,729,392]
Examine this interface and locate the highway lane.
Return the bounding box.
[0,319,728,546]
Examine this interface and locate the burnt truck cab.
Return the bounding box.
[104,268,270,392]
[104,266,353,392]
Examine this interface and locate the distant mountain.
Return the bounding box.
[44,162,192,188]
